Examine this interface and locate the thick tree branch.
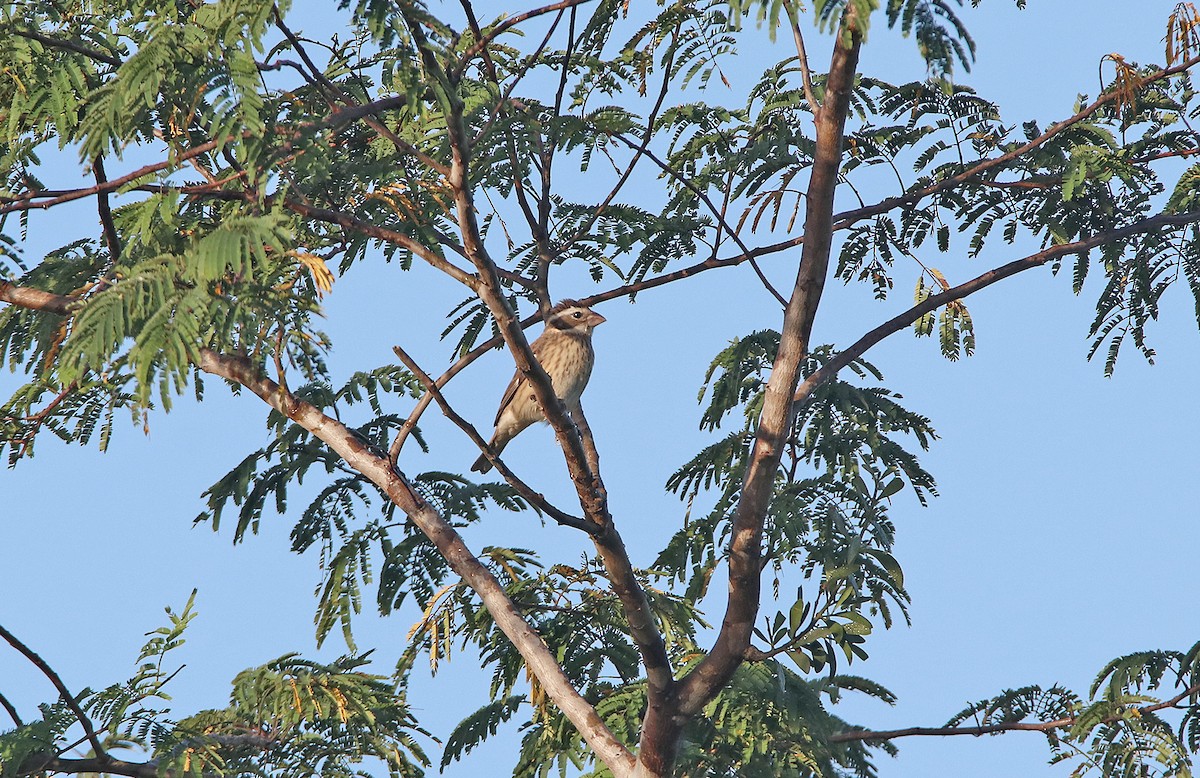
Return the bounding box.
[18,756,158,778]
[794,208,1200,403]
[831,682,1200,744]
[415,13,676,759]
[0,282,75,315]
[678,4,865,718]
[196,348,636,774]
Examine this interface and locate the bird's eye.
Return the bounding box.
[572,311,583,319]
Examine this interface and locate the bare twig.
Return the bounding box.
[0,623,108,761]
[831,682,1200,744]
[607,132,783,306]
[11,28,121,66]
[793,208,1200,404]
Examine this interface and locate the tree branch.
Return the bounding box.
[678,2,865,718]
[18,756,158,778]
[831,682,1200,744]
[794,208,1200,404]
[10,29,121,66]
[783,0,821,116]
[281,200,478,288]
[0,689,22,726]
[413,12,677,761]
[92,157,122,265]
[0,623,108,761]
[390,344,597,534]
[196,347,636,774]
[0,282,75,315]
[458,0,597,67]
[0,138,230,216]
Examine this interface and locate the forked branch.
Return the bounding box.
[794,208,1200,404]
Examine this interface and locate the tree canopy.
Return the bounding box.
[2,1,1199,777]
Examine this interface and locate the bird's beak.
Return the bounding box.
[588,311,607,327]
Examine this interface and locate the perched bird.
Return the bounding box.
[471,300,606,474]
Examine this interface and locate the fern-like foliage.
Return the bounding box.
[0,595,431,778]
[659,334,934,680]
[944,642,1200,778]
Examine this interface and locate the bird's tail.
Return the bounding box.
[470,436,505,474]
[470,453,493,474]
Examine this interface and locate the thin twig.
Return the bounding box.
[784,1,821,116]
[11,29,121,66]
[0,138,232,215]
[0,623,108,761]
[607,131,785,305]
[458,0,596,67]
[0,690,22,726]
[831,682,1200,743]
[559,23,679,255]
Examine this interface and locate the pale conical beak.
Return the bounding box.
[588,311,607,326]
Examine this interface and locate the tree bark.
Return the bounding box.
[196,349,638,775]
[676,3,865,719]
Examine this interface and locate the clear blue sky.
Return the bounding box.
[2,2,1197,777]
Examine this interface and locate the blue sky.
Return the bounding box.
[2,1,1198,777]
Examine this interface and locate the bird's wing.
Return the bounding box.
[494,369,524,427]
[493,337,548,426]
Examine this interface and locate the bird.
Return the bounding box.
[471,300,606,474]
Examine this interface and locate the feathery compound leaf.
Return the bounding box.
[441,696,525,769]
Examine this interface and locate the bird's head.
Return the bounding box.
[546,299,606,334]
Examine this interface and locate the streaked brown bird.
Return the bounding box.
[471,300,606,474]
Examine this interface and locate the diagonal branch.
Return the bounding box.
[196,347,637,774]
[410,9,678,754]
[0,623,108,761]
[0,138,230,216]
[10,29,121,67]
[458,0,596,67]
[793,208,1200,404]
[783,0,821,116]
[390,343,597,534]
[0,689,22,726]
[677,2,865,719]
[281,200,478,288]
